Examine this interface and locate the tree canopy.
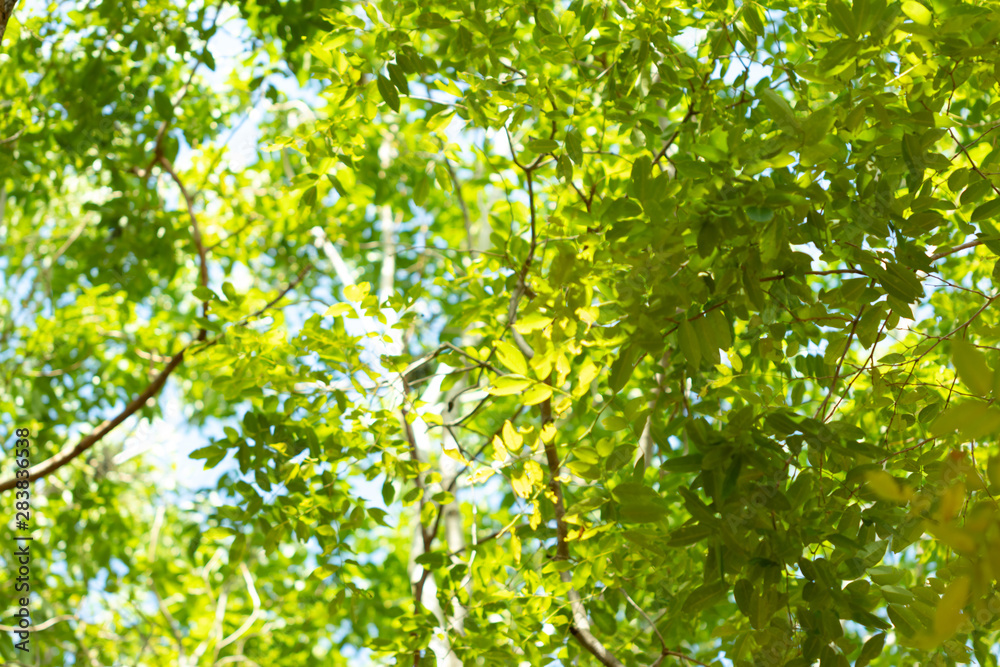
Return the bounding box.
[4,0,1000,664]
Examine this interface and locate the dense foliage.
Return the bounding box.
[5,0,1000,664]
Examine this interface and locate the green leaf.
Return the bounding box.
[566,129,583,165]
[344,282,371,301]
[667,524,714,547]
[758,88,799,131]
[300,185,318,209]
[490,376,532,396]
[311,565,336,580]
[971,198,1000,222]
[527,139,559,153]
[978,220,1000,253]
[414,551,447,569]
[153,89,173,119]
[367,507,390,527]
[988,456,1000,487]
[618,501,669,523]
[684,582,728,614]
[609,344,640,393]
[660,454,704,472]
[734,579,753,617]
[870,262,923,303]
[496,340,528,376]
[521,383,553,405]
[933,576,969,639]
[228,533,247,564]
[386,62,409,95]
[677,319,701,369]
[952,340,993,396]
[192,286,217,302]
[887,605,917,636]
[826,0,857,37]
[376,74,400,112]
[204,527,236,540]
[415,12,450,28]
[536,8,559,33]
[962,178,993,206]
[932,401,1000,439]
[742,2,766,37]
[558,154,572,183]
[630,155,651,201]
[413,173,431,206]
[901,0,932,25]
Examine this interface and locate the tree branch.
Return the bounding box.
[150,576,187,658]
[441,149,474,255]
[0,128,24,145]
[0,346,187,493]
[500,135,624,665]
[0,614,76,633]
[815,302,865,420]
[506,154,540,360]
[539,392,625,667]
[928,239,983,262]
[159,157,209,315]
[216,564,262,651]
[621,589,708,667]
[0,265,313,494]
[0,0,19,48]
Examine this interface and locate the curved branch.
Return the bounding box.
[0,346,188,493]
[441,150,473,255]
[540,394,625,667]
[216,563,261,651]
[0,128,24,145]
[0,0,18,48]
[159,156,210,345]
[0,614,77,633]
[0,265,313,494]
[160,157,209,291]
[502,135,623,665]
[151,575,187,658]
[928,239,983,262]
[814,301,865,420]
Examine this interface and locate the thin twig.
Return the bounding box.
[216,564,261,650]
[442,150,474,255]
[539,385,624,667]
[0,614,77,633]
[815,303,865,420]
[159,157,209,295]
[928,239,983,262]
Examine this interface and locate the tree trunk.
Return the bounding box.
[1,1,18,47]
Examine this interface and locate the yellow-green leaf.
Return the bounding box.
[901,0,932,24]
[490,376,532,396]
[988,456,1000,487]
[514,312,552,334]
[933,576,969,639]
[521,383,553,406]
[324,302,353,317]
[953,340,993,395]
[496,340,528,376]
[866,471,913,503]
[932,401,1000,440]
[502,420,523,453]
[491,435,508,464]
[344,282,371,302]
